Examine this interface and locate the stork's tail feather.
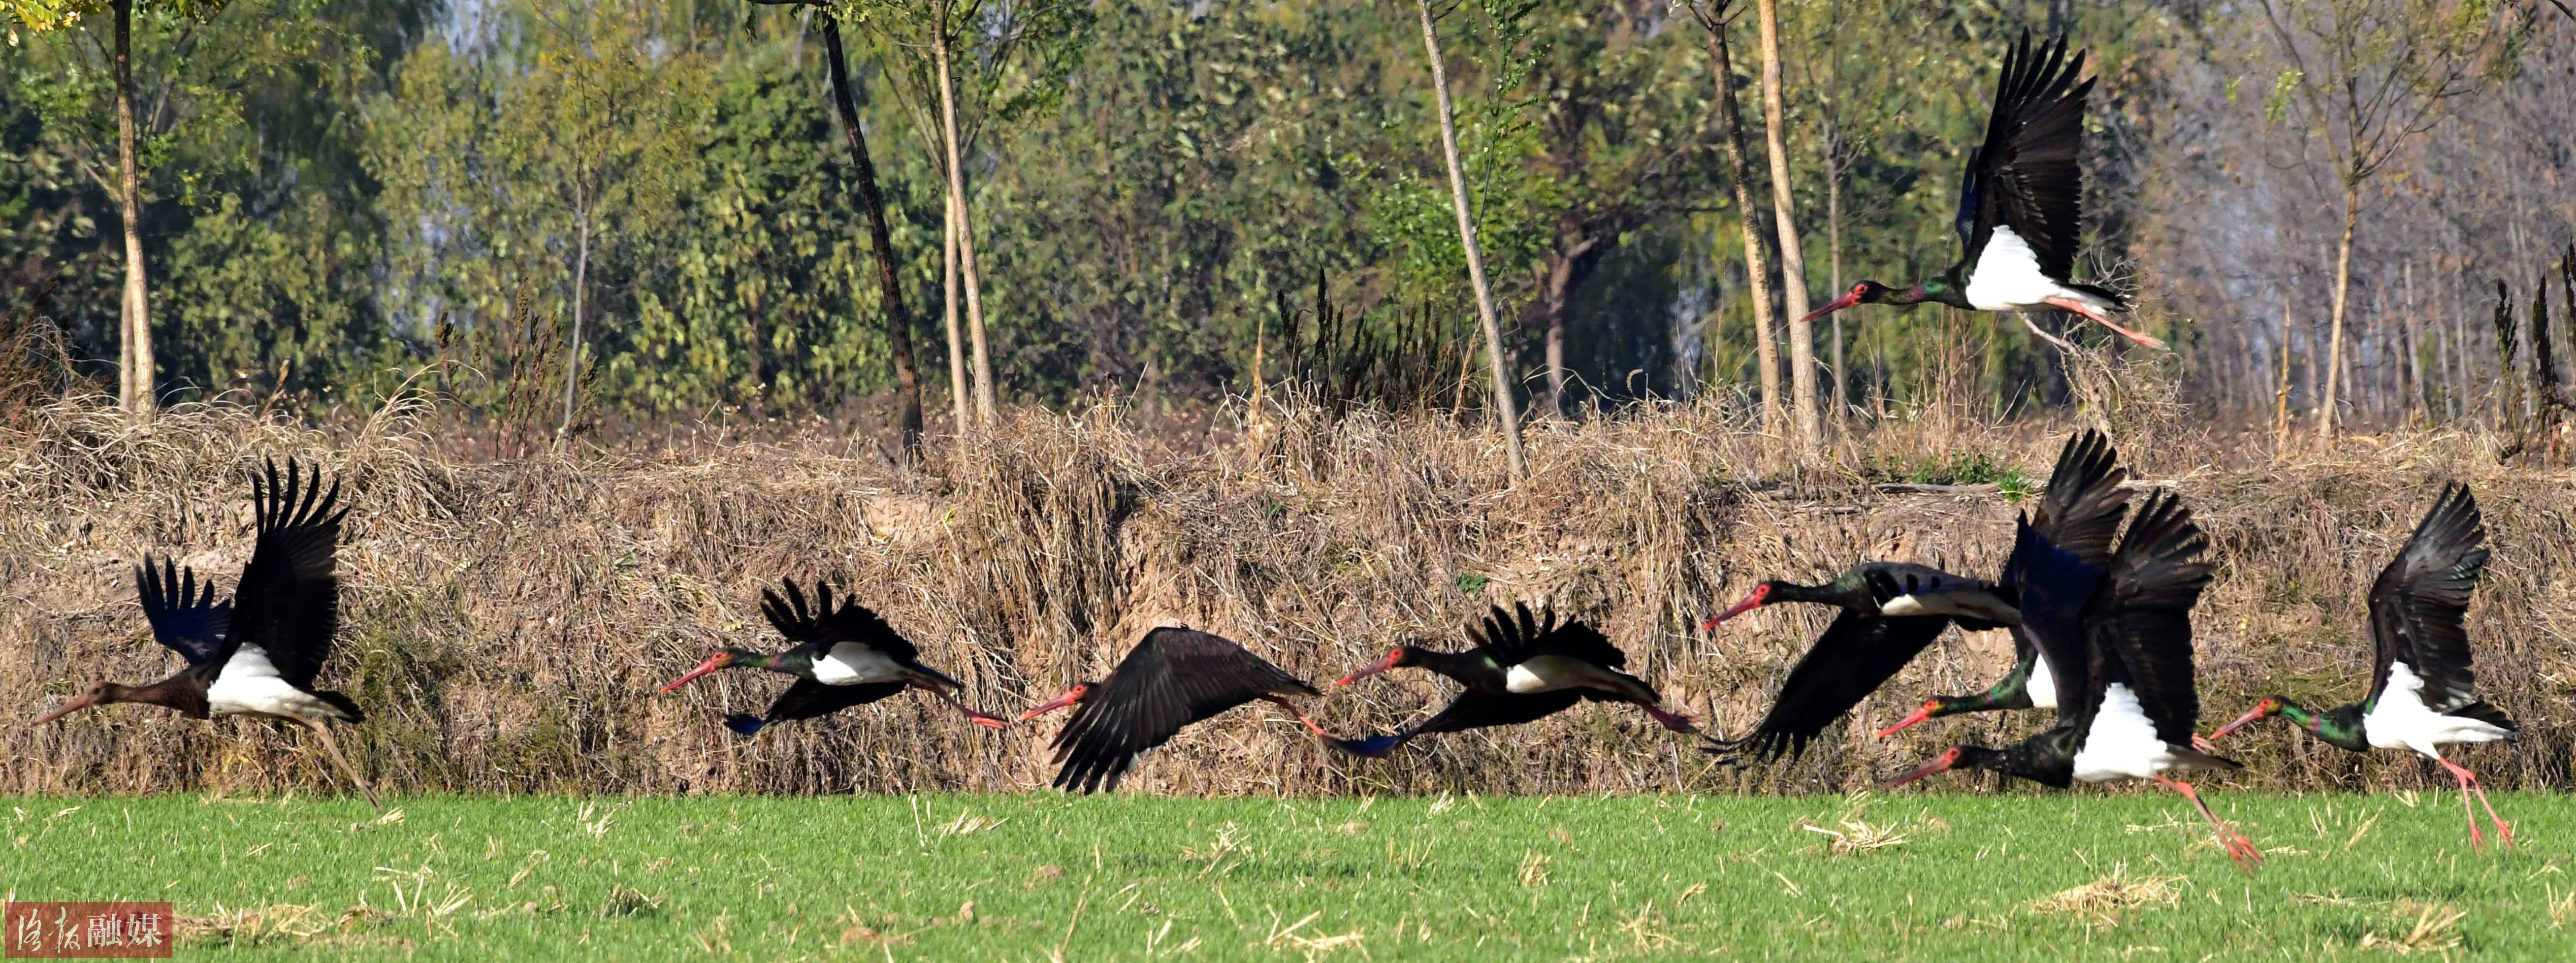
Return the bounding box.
[2067,281,2128,310]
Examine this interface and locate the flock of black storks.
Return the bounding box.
[38,435,2522,874]
[34,32,2521,875]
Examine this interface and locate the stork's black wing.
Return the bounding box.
[2030,430,2131,566]
[1470,602,1627,670]
[764,678,906,723]
[1411,688,1588,737]
[134,556,231,667]
[1048,627,1318,793]
[2001,514,2106,710]
[760,578,916,661]
[1964,31,2094,279]
[1702,610,1953,765]
[224,458,349,689]
[2365,483,2493,716]
[2082,491,2213,745]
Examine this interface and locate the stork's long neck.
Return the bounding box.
[2286,701,2370,753]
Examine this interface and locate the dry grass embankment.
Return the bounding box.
[1,383,2568,797]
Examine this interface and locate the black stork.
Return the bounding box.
[1877,430,2133,738]
[1019,626,1332,793]
[37,459,381,809]
[1886,491,2262,872]
[1327,603,1695,758]
[1800,32,2162,351]
[2203,483,2516,849]
[1703,430,2131,764]
[661,578,1007,735]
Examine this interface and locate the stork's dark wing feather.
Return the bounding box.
[2365,483,2490,714]
[2083,491,2213,745]
[1407,688,1587,737]
[225,458,349,689]
[2030,430,2131,566]
[762,677,906,723]
[1702,610,1953,765]
[135,556,231,667]
[1965,31,2094,279]
[1471,602,1627,670]
[1954,149,1982,247]
[1047,628,1317,793]
[760,578,916,661]
[2002,514,2106,711]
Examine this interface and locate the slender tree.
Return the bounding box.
[1686,1,1782,435]
[2255,0,2533,447]
[1752,0,1817,452]
[1417,0,1527,482]
[820,15,924,459]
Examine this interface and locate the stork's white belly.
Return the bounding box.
[814,642,903,686]
[2071,683,2182,783]
[2028,652,2059,710]
[207,645,337,719]
[1880,589,2020,625]
[1504,656,1619,695]
[1964,227,2066,311]
[2363,662,2513,757]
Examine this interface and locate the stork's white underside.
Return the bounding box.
[1879,588,2020,625]
[1505,655,1642,701]
[2028,651,2060,710]
[207,645,347,720]
[1964,227,2108,316]
[2070,683,2211,783]
[2364,662,2513,758]
[814,642,904,686]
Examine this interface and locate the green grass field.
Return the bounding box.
[3,791,2565,961]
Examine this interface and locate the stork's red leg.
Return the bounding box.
[1636,702,1698,734]
[1261,696,1336,739]
[296,716,384,811]
[2041,296,2168,350]
[2157,775,2260,873]
[2432,762,2493,849]
[2437,758,2508,850]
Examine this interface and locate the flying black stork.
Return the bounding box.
[37,459,381,809]
[1704,430,2130,764]
[1327,603,1695,758]
[1800,32,2161,351]
[1886,492,2262,872]
[2203,483,2515,849]
[1877,430,2132,738]
[1020,626,1332,793]
[661,578,1007,735]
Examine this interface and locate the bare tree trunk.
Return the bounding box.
[111,0,153,422]
[558,208,591,452]
[821,17,922,461]
[1539,238,1593,418]
[934,27,996,424]
[2401,260,2423,423]
[1417,0,1526,483]
[1824,136,1844,426]
[942,171,967,431]
[1753,0,1817,454]
[2317,186,2357,448]
[1690,4,1781,436]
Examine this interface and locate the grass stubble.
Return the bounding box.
[1,791,2564,962]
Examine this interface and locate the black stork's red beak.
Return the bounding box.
[1800,288,1868,325]
[1882,747,1964,789]
[33,689,100,725]
[660,652,735,692]
[2205,700,2280,743]
[1019,684,1089,721]
[1875,700,1942,739]
[1336,648,1405,686]
[1702,584,1773,632]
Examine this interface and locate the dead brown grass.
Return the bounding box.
[2,375,2571,797]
